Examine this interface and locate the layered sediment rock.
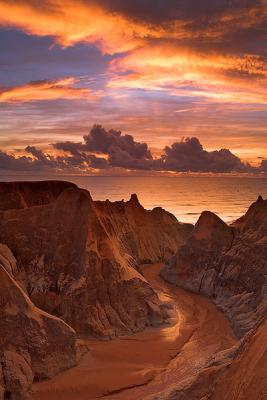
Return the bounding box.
[0,180,76,210]
[7,180,267,400]
[162,317,267,400]
[0,244,77,399]
[162,196,267,336]
[94,194,192,265]
[0,181,191,338]
[211,317,267,400]
[0,180,191,397]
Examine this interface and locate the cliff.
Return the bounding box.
[0,244,77,400]
[0,181,192,338]
[5,180,266,400]
[94,193,192,265]
[162,195,267,336]
[161,314,267,400]
[0,180,193,398]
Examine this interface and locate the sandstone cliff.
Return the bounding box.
[211,317,267,400]
[0,180,76,210]
[0,180,192,398]
[161,315,267,400]
[0,244,77,400]
[94,193,192,265]
[162,195,267,336]
[6,180,266,400]
[0,181,191,338]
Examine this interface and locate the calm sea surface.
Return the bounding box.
[1,175,267,223]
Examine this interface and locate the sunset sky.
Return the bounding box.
[0,0,267,174]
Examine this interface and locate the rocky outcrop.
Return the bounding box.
[210,317,267,400]
[0,180,77,211]
[94,193,192,265]
[0,181,191,338]
[161,317,267,400]
[162,196,267,336]
[0,244,77,399]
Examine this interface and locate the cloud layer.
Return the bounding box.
[0,77,97,103]
[1,0,267,53]
[55,125,153,170]
[0,1,267,165]
[0,125,263,174]
[161,137,250,173]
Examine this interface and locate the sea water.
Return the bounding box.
[1,175,267,223]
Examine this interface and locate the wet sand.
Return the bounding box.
[33,264,237,400]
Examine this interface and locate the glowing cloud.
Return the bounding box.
[108,45,267,104]
[0,126,258,173]
[0,0,161,54]
[1,0,267,166]
[0,77,97,103]
[1,0,267,54]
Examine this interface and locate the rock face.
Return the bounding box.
[162,196,267,336]
[0,180,76,211]
[164,317,267,400]
[94,194,192,265]
[0,244,77,399]
[211,318,267,400]
[0,180,192,398]
[0,181,192,338]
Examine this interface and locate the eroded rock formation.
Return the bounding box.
[162,195,267,336]
[0,181,191,338]
[3,181,266,400]
[0,244,77,399]
[94,193,192,265]
[161,316,267,400]
[0,180,192,398]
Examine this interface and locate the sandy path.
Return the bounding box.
[33,264,237,400]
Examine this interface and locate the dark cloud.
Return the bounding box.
[98,0,259,23]
[260,159,267,172]
[97,0,267,58]
[0,151,36,171]
[108,146,154,170]
[0,125,260,174]
[53,141,84,156]
[0,141,108,172]
[122,0,266,64]
[161,137,252,173]
[25,146,49,162]
[3,0,260,23]
[51,125,257,173]
[55,124,153,170]
[83,125,152,160]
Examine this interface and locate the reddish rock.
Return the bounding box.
[0,180,76,211]
[0,181,192,338]
[211,317,267,400]
[0,245,77,399]
[163,318,267,400]
[162,197,267,336]
[94,193,192,265]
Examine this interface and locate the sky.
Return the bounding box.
[0,0,267,174]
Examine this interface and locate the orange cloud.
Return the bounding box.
[0,0,161,54]
[0,77,97,103]
[1,0,267,109]
[1,1,267,55]
[108,44,267,104]
[1,0,267,166]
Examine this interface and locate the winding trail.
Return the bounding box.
[33,264,237,400]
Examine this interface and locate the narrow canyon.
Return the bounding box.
[0,181,266,399]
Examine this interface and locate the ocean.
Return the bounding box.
[1,175,267,223]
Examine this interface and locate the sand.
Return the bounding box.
[33,264,237,400]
